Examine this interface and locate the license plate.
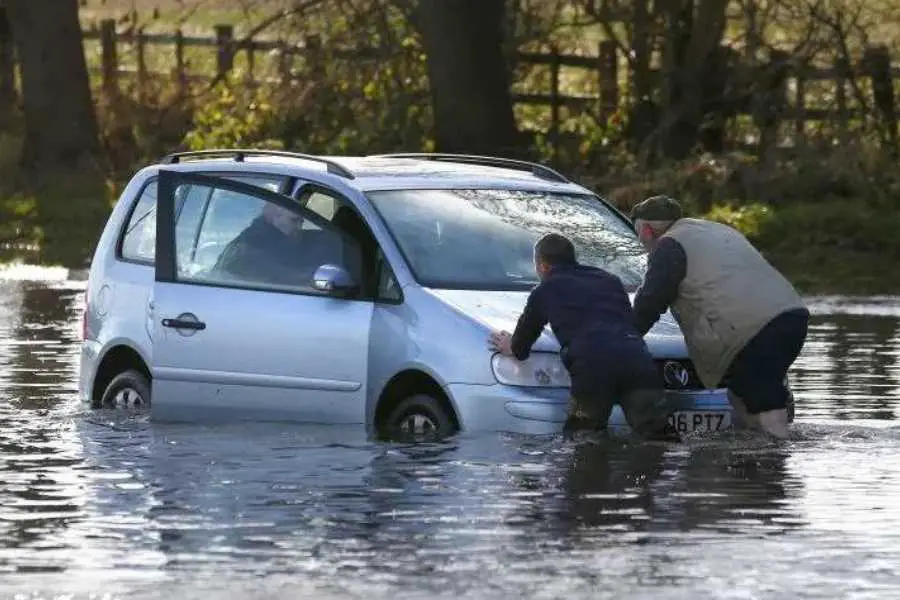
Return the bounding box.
[667,410,731,434]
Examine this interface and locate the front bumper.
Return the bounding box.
[447,383,736,435]
[446,383,569,435]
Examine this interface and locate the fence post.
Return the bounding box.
[136,27,147,102]
[549,46,561,159]
[245,39,256,83]
[215,24,234,79]
[598,40,618,122]
[277,41,292,86]
[100,18,118,96]
[305,34,323,78]
[834,54,849,145]
[755,50,789,166]
[0,7,15,121]
[173,28,186,96]
[863,44,897,152]
[794,67,806,145]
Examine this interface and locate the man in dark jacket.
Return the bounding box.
[488,233,676,440]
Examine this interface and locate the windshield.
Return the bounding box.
[366,188,647,291]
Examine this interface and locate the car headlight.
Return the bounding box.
[491,352,571,388]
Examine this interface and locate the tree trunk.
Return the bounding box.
[416,0,522,157]
[657,0,729,159]
[5,0,100,169]
[0,8,16,125]
[630,0,653,103]
[5,0,106,269]
[624,0,659,152]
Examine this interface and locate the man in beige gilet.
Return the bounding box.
[629,196,809,439]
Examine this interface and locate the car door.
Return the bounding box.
[150,169,373,424]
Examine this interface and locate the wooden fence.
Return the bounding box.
[4,17,900,150]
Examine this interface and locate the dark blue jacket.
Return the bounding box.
[510,263,655,397]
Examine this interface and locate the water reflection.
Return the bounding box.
[0,279,87,577]
[556,439,804,537]
[52,425,807,591]
[792,313,900,421]
[1,276,900,597]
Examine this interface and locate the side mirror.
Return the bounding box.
[313,264,359,297]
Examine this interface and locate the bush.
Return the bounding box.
[183,78,283,151]
[705,202,775,239]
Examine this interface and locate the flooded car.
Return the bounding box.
[77,150,793,439]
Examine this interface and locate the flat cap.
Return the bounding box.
[630,195,683,222]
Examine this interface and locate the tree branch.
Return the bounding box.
[152,0,330,123]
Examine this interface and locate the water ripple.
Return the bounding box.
[1,277,899,598]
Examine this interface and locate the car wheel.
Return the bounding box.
[100,370,151,410]
[383,394,457,442]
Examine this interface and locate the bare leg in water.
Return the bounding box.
[728,390,789,439]
[728,390,759,430]
[757,409,790,439]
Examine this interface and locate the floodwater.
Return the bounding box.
[1,266,900,599]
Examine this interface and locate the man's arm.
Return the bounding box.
[509,287,548,361]
[633,237,687,335]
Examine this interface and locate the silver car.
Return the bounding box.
[78,150,793,439]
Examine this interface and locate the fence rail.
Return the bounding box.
[79,25,900,80]
[77,20,899,150]
[3,17,898,154]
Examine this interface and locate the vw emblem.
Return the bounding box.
[663,361,690,389]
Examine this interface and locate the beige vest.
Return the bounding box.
[661,218,805,388]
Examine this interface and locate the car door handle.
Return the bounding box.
[161,318,206,331]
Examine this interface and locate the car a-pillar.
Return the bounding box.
[374,370,460,442]
[92,345,152,410]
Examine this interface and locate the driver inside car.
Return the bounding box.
[214,203,328,288]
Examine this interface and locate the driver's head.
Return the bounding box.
[262,203,301,235]
[534,232,576,281]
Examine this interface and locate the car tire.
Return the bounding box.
[99,369,151,410]
[383,394,457,442]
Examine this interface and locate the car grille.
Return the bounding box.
[654,359,717,391]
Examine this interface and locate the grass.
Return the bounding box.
[80,0,281,30]
[766,248,900,296]
[702,200,900,296]
[584,144,900,296]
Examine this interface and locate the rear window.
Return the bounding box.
[120,181,157,263]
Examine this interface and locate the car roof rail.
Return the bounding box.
[370,152,569,183]
[159,149,355,179]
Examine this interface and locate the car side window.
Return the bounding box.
[174,184,213,274]
[120,180,212,265]
[298,188,402,301]
[120,181,158,263]
[175,184,362,296]
[376,249,401,302]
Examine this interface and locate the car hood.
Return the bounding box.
[427,288,688,358]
